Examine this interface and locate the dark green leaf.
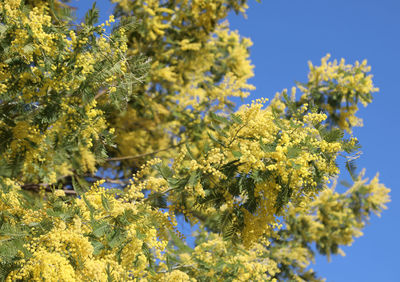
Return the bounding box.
[84,2,99,26]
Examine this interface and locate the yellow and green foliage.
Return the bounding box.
[0,0,390,281]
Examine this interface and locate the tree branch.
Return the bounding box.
[21,183,77,196]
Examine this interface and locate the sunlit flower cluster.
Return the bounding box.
[299,54,379,132]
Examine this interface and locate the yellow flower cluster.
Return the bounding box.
[10,250,77,281]
[299,54,379,132]
[176,97,343,246]
[189,148,227,179]
[286,170,390,259]
[3,178,181,281]
[306,54,377,99]
[162,270,194,282]
[188,233,279,281]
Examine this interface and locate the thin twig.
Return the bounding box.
[94,89,107,100]
[228,122,248,147]
[107,141,187,162]
[84,174,130,185]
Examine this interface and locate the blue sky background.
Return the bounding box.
[73,1,400,281]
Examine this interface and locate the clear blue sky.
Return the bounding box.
[73,1,400,281]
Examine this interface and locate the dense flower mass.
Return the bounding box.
[0,0,140,184]
[0,0,390,281]
[168,96,352,246]
[298,54,379,133]
[108,0,255,171]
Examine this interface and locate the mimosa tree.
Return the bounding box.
[0,0,389,281]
